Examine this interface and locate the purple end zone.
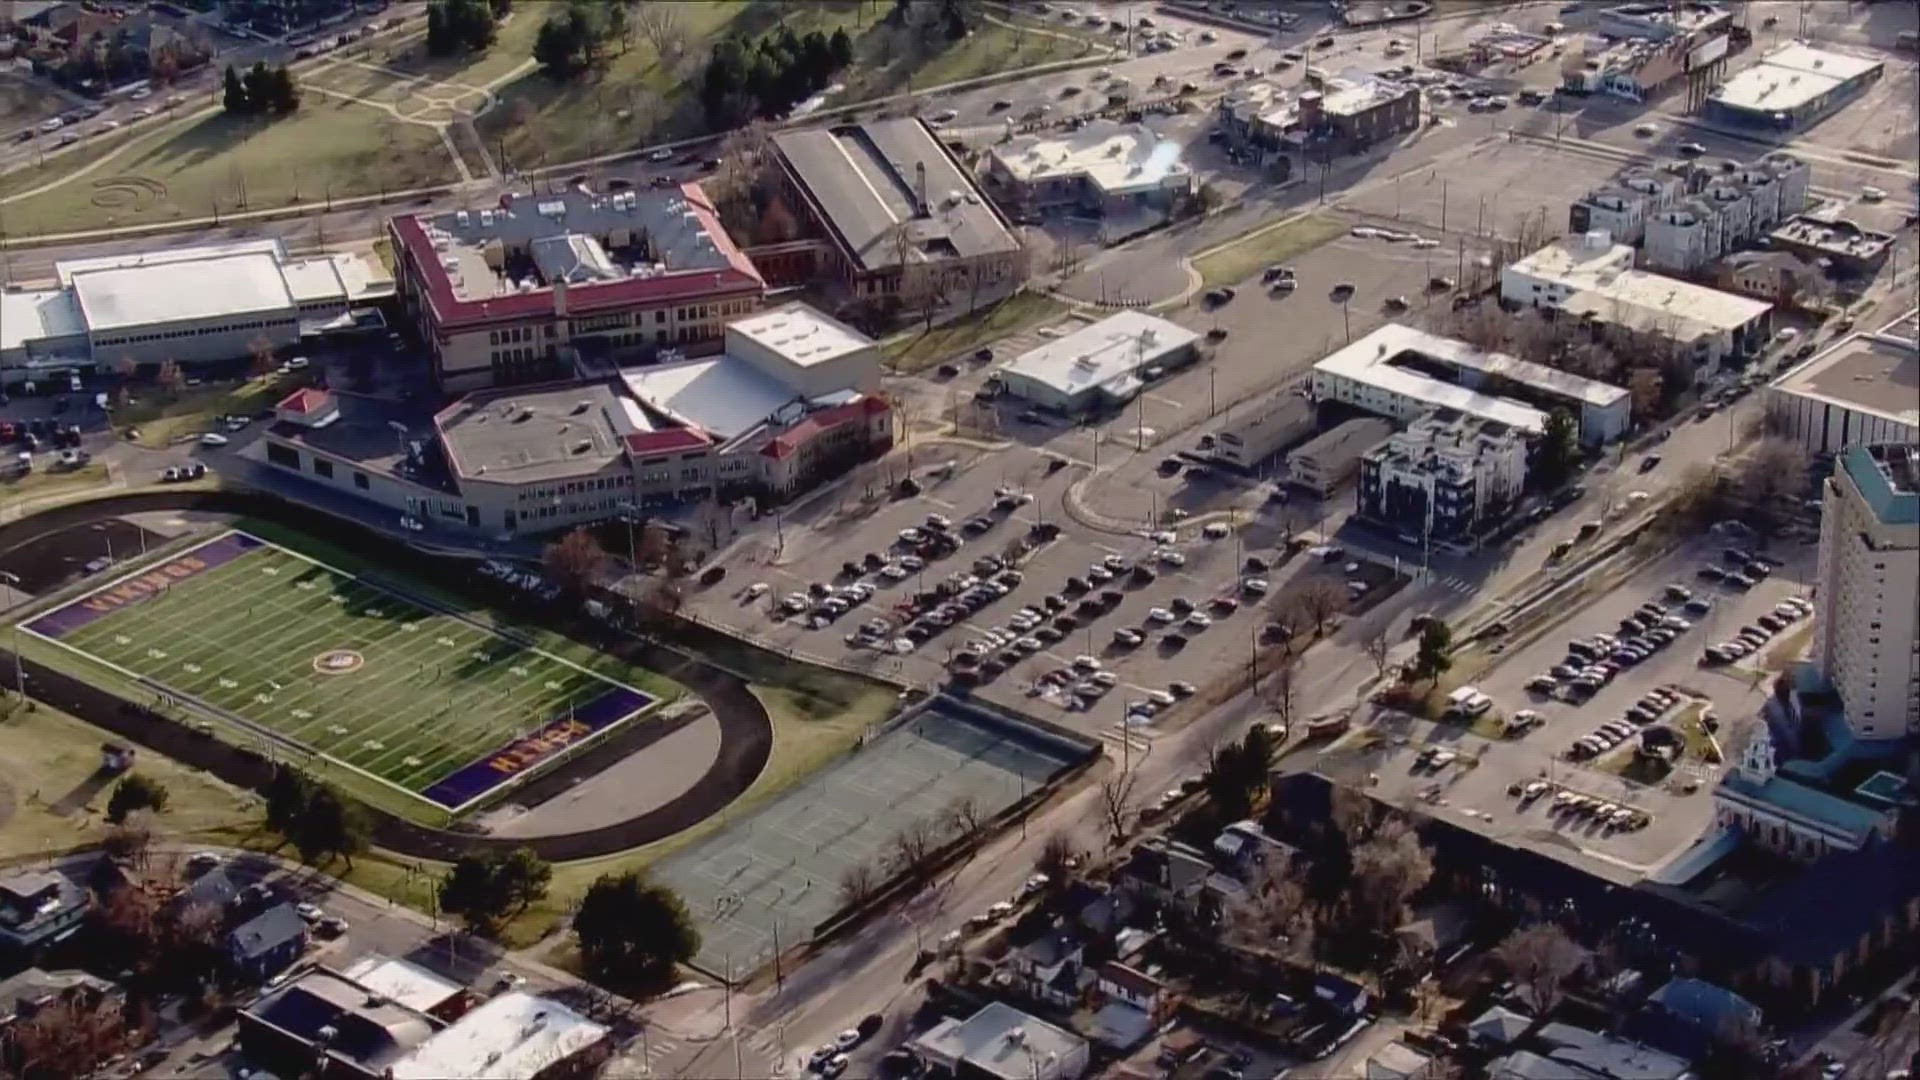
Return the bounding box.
[25,532,264,640]
[421,685,655,809]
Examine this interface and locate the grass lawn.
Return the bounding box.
[113,371,312,449]
[0,464,112,503]
[1192,213,1347,291]
[18,526,684,825]
[0,703,259,863]
[883,292,1072,372]
[478,1,1105,172]
[0,94,453,237]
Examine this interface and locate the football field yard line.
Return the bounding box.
[68,548,599,781]
[36,531,661,810]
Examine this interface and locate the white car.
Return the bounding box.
[834,1029,862,1051]
[1113,628,1144,646]
[1148,689,1176,707]
[880,564,910,581]
[1071,655,1102,670]
[1184,612,1212,629]
[1860,185,1886,202]
[199,432,229,447]
[1158,550,1187,567]
[1202,522,1230,539]
[745,582,770,599]
[295,902,324,922]
[1146,607,1174,623]
[899,527,924,544]
[1242,578,1269,595]
[1089,670,1119,688]
[647,147,674,162]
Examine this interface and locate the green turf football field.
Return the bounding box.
[27,531,654,809]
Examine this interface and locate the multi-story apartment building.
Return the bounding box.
[1356,410,1529,548]
[1569,154,1810,274]
[1811,442,1920,740]
[386,183,765,393]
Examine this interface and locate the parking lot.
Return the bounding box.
[693,429,1406,748]
[1324,531,1818,872]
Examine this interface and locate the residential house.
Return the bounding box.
[0,870,91,952]
[226,903,309,983]
[1312,972,1371,1018]
[1626,977,1762,1061]
[1716,251,1827,311]
[1089,963,1174,1049]
[1466,1004,1536,1050]
[1367,1041,1439,1080]
[1003,925,1085,1008]
[1117,838,1214,915]
[0,969,128,1079]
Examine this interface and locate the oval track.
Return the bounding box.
[0,491,773,863]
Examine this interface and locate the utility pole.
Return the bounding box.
[1440,178,1447,232]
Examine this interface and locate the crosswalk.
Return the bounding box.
[1097,728,1153,756]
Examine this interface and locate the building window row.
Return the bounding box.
[514,474,634,504]
[95,315,294,348]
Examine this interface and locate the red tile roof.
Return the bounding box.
[623,428,711,455]
[390,182,764,333]
[760,398,889,460]
[277,388,333,414]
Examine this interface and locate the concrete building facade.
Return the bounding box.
[989,311,1198,414]
[1811,442,1920,740]
[1210,392,1318,471]
[1286,417,1393,497]
[1707,41,1885,130]
[1356,410,1529,548]
[1766,328,1918,454]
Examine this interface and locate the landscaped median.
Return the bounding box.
[883,292,1074,373]
[1190,213,1347,293]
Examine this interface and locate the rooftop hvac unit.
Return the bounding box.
[572,440,593,454]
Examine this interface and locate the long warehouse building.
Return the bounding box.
[990,311,1199,413]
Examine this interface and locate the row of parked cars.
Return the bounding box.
[1703,597,1811,665]
[1565,686,1685,761]
[1546,789,1652,832]
[1697,545,1781,591]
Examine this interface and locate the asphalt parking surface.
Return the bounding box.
[1330,533,1818,875]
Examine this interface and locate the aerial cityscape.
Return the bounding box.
[0,0,1915,1078]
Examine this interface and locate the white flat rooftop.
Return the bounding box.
[70,251,295,334]
[726,302,874,368]
[0,288,86,352]
[336,955,462,1015]
[993,120,1192,197]
[621,356,800,442]
[1561,269,1771,337]
[1314,325,1552,433]
[53,238,287,286]
[386,991,606,1080]
[1711,41,1883,114]
[998,310,1198,397]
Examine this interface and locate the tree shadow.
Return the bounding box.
[47,769,116,818]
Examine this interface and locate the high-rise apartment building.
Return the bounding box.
[1812,443,1920,739]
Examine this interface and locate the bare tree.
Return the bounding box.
[544,529,608,596]
[944,794,983,839]
[884,818,940,876]
[632,2,686,59]
[1329,784,1378,844]
[838,860,880,907]
[247,335,276,379]
[1361,615,1395,678]
[1262,661,1299,731]
[1098,769,1137,845]
[155,359,184,393]
[1348,815,1435,938]
[632,577,685,627]
[1294,578,1346,639]
[1036,832,1077,882]
[1224,854,1316,961]
[102,813,156,867]
[1496,923,1587,1015]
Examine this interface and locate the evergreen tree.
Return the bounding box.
[221,63,248,114]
